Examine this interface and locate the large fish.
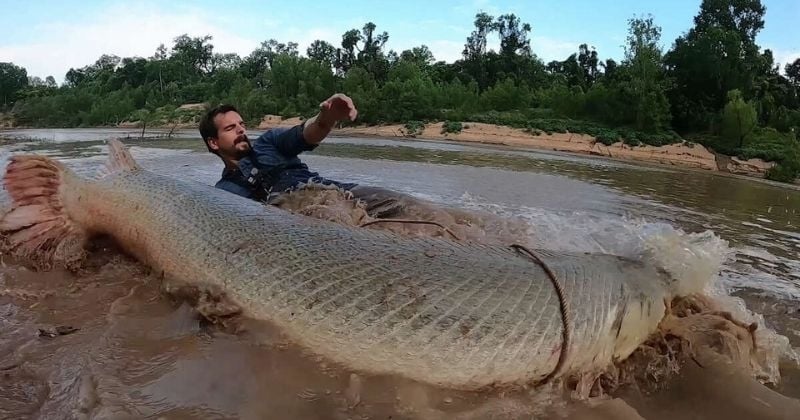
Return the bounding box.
[0,140,674,390]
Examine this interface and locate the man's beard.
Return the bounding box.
[232,134,251,159]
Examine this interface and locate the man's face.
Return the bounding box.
[207,111,251,161]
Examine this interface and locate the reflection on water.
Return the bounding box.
[1,130,799,419]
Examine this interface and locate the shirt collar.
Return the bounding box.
[221,152,255,180]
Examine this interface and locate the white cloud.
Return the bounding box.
[769,48,800,72]
[0,2,259,83]
[531,36,581,62]
[282,27,341,54]
[427,40,464,63]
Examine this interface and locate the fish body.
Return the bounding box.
[0,141,671,389]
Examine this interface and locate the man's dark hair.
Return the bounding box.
[199,104,240,154]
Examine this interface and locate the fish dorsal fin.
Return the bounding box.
[105,138,140,174]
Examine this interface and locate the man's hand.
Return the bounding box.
[303,93,358,144]
[318,93,358,127]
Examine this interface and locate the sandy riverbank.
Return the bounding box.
[257,116,776,179]
[6,113,776,179]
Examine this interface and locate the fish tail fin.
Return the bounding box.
[1,154,87,269]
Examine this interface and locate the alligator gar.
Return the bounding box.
[0,140,674,390]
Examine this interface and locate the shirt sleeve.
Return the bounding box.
[260,123,318,158]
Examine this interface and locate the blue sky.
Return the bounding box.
[1,0,797,83]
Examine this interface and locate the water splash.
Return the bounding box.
[458,193,730,292]
[452,193,797,385]
[704,280,799,385]
[637,225,731,296]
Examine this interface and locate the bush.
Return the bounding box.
[765,162,800,183]
[441,120,463,134]
[738,128,797,162]
[595,129,619,145]
[467,110,530,127]
[403,120,425,137]
[620,130,639,146]
[738,128,800,182]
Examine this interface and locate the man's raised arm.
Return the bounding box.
[302,93,358,145]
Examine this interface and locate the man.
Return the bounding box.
[199,93,421,218]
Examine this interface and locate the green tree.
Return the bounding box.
[171,34,215,76]
[495,14,531,57]
[150,43,169,94]
[241,39,298,85]
[340,66,379,123]
[379,60,435,121]
[434,78,479,116]
[665,0,768,132]
[721,89,757,149]
[28,77,45,87]
[493,14,544,88]
[481,78,531,112]
[751,51,798,128]
[0,62,29,108]
[577,44,599,87]
[548,51,590,91]
[333,23,391,81]
[460,12,496,90]
[601,59,619,81]
[786,58,800,87]
[267,54,335,115]
[462,12,495,60]
[211,53,242,72]
[399,45,435,69]
[544,45,601,93]
[359,23,391,81]
[307,40,337,70]
[619,15,671,132]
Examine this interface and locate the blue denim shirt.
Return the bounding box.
[215,123,356,201]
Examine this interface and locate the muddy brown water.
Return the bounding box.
[0,130,799,419]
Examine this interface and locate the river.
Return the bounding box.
[0,128,798,419]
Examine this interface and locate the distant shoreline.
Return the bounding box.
[2,119,796,185]
[263,118,785,183]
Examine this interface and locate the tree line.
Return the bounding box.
[1,0,799,181]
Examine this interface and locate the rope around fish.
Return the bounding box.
[358,218,571,386]
[511,243,572,385]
